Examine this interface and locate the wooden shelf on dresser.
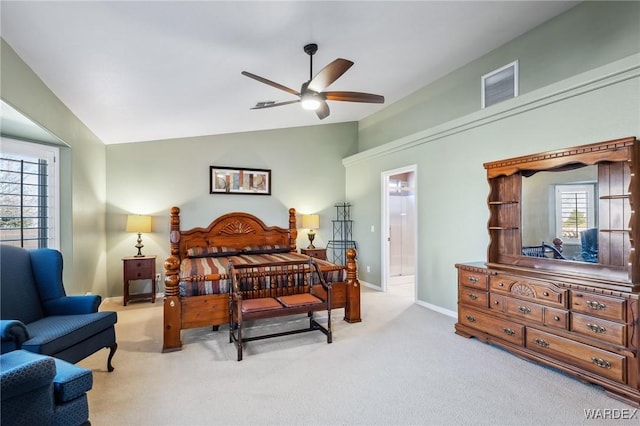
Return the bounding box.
[456,137,640,407]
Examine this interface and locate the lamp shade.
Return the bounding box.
[302,214,319,230]
[126,215,151,233]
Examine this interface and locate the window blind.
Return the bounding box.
[0,154,50,248]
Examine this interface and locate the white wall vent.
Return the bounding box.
[482,60,518,108]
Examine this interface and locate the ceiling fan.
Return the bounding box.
[241,43,384,120]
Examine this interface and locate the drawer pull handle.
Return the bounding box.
[498,282,504,287]
[586,323,607,334]
[553,316,560,321]
[465,315,476,323]
[534,338,549,348]
[518,306,532,314]
[591,357,611,369]
[468,293,478,300]
[586,300,606,310]
[468,276,478,284]
[503,328,515,336]
[543,292,549,297]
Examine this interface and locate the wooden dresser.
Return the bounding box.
[455,137,640,407]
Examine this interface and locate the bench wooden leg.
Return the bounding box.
[236,323,243,361]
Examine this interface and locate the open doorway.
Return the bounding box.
[381,165,417,299]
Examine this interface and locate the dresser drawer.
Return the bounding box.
[490,274,567,308]
[458,286,489,308]
[526,328,626,383]
[543,307,569,330]
[459,269,488,290]
[570,313,626,347]
[458,306,524,346]
[570,291,626,322]
[490,293,544,323]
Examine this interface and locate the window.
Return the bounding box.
[482,60,519,108]
[0,137,59,248]
[555,184,595,244]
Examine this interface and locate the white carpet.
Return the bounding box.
[79,287,636,425]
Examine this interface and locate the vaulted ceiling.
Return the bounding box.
[0,1,579,145]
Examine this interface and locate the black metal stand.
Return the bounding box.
[327,203,357,265]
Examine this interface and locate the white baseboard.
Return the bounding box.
[415,299,457,318]
[103,292,164,305]
[360,280,380,290]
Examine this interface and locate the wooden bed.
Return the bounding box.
[162,206,361,352]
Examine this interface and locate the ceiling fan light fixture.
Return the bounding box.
[301,92,321,110]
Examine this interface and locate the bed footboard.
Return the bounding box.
[343,247,361,323]
[162,254,182,352]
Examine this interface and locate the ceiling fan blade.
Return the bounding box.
[241,71,300,96]
[251,100,300,110]
[324,91,385,103]
[307,58,354,92]
[316,100,330,120]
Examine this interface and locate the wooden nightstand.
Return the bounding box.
[300,248,327,260]
[122,256,157,306]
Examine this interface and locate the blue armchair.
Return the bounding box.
[1,349,92,426]
[580,227,599,263]
[0,245,117,371]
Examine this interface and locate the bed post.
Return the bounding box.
[288,208,297,251]
[344,248,362,323]
[163,206,183,352]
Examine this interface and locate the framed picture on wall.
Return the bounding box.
[209,166,271,195]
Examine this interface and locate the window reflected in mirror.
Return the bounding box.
[521,165,598,263]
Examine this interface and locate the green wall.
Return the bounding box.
[105,123,357,297]
[346,1,640,314]
[0,39,108,296]
[359,1,640,152]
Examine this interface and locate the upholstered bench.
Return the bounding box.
[229,259,332,361]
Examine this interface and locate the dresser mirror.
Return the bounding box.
[521,165,598,263]
[484,137,637,288]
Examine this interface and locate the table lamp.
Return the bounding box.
[126,214,152,257]
[302,214,320,249]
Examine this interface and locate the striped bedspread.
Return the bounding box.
[179,252,345,297]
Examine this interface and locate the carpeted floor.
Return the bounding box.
[79,287,636,425]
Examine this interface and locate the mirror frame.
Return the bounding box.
[484,136,639,291]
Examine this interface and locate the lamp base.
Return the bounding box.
[134,233,144,257]
[307,231,316,249]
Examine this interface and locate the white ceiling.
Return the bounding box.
[0,1,579,145]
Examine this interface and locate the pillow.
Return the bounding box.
[186,246,242,258]
[242,244,291,255]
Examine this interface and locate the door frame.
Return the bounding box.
[381,164,418,294]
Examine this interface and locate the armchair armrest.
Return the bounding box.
[0,320,30,349]
[0,350,56,401]
[42,295,102,316]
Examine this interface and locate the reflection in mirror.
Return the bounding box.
[521,165,598,263]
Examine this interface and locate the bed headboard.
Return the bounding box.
[169,207,298,259]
